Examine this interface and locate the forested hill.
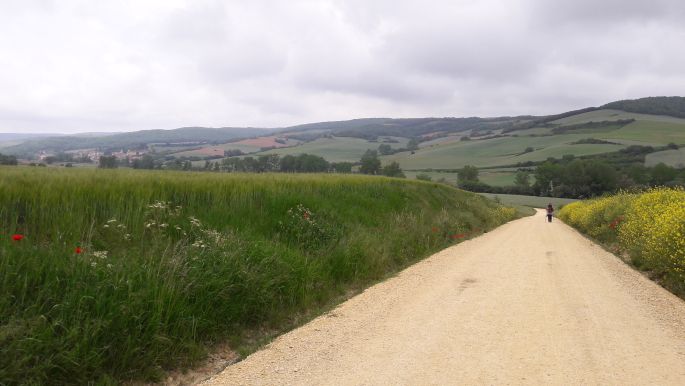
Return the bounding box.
[602,96,685,118]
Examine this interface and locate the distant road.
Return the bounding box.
[203,210,685,385]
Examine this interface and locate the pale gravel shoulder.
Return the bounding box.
[201,210,685,386]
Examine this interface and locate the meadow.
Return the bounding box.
[384,134,627,169]
[403,168,522,187]
[478,193,577,215]
[256,136,409,163]
[0,167,517,384]
[645,148,685,168]
[559,188,685,296]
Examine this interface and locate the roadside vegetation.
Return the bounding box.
[559,188,685,296]
[0,167,517,384]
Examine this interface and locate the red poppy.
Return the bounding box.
[75,246,83,254]
[431,227,439,233]
[450,233,466,239]
[11,234,23,241]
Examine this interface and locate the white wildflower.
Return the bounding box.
[93,250,108,260]
[189,216,202,227]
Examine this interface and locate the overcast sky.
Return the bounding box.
[1,0,684,133]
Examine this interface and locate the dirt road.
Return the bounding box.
[202,210,685,385]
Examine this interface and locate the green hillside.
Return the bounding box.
[255,136,409,163]
[240,100,685,172]
[383,134,627,169]
[645,148,685,167]
[1,127,267,156]
[6,97,685,173]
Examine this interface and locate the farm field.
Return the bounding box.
[603,120,685,145]
[645,148,685,167]
[0,167,517,384]
[403,168,522,187]
[171,137,301,158]
[171,142,264,158]
[384,134,627,169]
[255,136,409,163]
[478,193,577,215]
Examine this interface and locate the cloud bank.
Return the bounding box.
[1,0,684,133]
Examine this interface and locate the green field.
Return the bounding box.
[478,193,578,215]
[553,109,685,125]
[384,134,627,169]
[604,120,685,145]
[404,168,523,187]
[171,142,274,158]
[255,136,409,163]
[0,167,517,384]
[645,148,685,168]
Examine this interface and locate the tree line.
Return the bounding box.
[0,153,18,165]
[98,151,408,178]
[451,156,684,199]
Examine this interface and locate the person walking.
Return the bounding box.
[546,203,554,223]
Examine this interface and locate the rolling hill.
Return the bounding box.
[243,98,685,177]
[0,127,268,156]
[4,97,685,176]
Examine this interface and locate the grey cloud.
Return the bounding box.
[0,0,684,133]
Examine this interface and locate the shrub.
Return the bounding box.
[559,188,685,293]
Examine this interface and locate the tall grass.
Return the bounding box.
[0,167,517,384]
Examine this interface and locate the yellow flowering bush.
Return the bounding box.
[559,187,685,291]
[619,188,685,282]
[495,206,518,223]
[559,192,635,240]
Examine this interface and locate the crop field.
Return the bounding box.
[559,188,685,295]
[645,148,685,168]
[479,169,520,186]
[403,168,522,187]
[171,142,270,158]
[384,134,627,169]
[255,136,409,163]
[604,120,685,145]
[478,193,577,215]
[0,167,517,384]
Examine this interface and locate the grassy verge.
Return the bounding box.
[558,188,685,297]
[0,167,517,384]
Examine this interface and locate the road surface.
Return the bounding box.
[202,210,685,385]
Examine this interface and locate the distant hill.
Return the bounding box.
[280,116,538,139]
[4,96,684,163]
[2,127,268,156]
[602,96,685,119]
[0,133,57,142]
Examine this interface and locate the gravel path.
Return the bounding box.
[202,210,685,385]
